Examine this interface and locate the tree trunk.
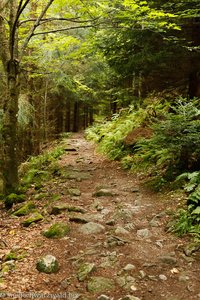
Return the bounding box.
[66,100,71,132]
[89,108,94,125]
[2,59,19,192]
[73,101,79,132]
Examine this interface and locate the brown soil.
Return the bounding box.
[0,134,199,300]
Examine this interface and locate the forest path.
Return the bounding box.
[0,134,199,300]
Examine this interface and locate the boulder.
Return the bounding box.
[77,262,96,281]
[136,229,152,239]
[12,201,35,216]
[43,223,70,238]
[87,277,115,293]
[36,255,59,274]
[78,222,105,235]
[22,212,43,227]
[93,189,116,197]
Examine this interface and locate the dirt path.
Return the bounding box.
[0,135,199,300]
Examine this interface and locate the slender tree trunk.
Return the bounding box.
[73,101,79,132]
[89,108,94,125]
[66,100,71,132]
[2,60,19,192]
[43,79,48,141]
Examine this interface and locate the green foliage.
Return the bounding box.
[171,171,200,239]
[86,106,149,160]
[171,209,200,239]
[4,193,26,210]
[20,144,66,188]
[132,99,200,180]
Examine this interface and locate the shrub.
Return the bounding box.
[132,98,200,181]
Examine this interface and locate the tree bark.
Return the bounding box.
[2,60,19,192]
[73,101,79,132]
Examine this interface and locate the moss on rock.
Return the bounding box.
[22,212,43,227]
[36,255,59,274]
[87,276,115,293]
[4,193,26,209]
[12,201,35,216]
[42,223,70,238]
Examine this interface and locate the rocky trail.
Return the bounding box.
[0,135,199,300]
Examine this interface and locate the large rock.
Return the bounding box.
[87,277,115,293]
[93,189,116,197]
[69,215,89,224]
[42,223,70,238]
[158,255,177,265]
[36,255,59,274]
[50,203,85,215]
[77,263,96,281]
[12,201,35,216]
[22,212,43,227]
[115,226,129,236]
[79,222,105,235]
[68,188,81,197]
[116,275,136,290]
[120,296,141,300]
[136,228,151,239]
[124,126,153,146]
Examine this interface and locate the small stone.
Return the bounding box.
[158,255,177,265]
[116,276,126,287]
[131,187,140,193]
[184,242,200,256]
[106,219,115,226]
[93,189,116,197]
[130,284,137,291]
[115,226,129,235]
[137,229,151,239]
[155,240,163,248]
[159,274,167,281]
[68,188,81,197]
[139,270,146,279]
[79,222,105,235]
[170,268,179,274]
[77,263,96,281]
[60,278,70,288]
[123,264,136,271]
[149,218,160,227]
[179,274,190,282]
[87,277,115,293]
[120,296,141,300]
[22,212,43,227]
[97,295,110,300]
[69,216,89,224]
[36,255,59,274]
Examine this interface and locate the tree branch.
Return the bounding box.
[19,16,100,26]
[11,0,31,59]
[19,0,55,61]
[32,24,95,36]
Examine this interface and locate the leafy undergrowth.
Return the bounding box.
[86,98,200,240]
[3,136,71,209]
